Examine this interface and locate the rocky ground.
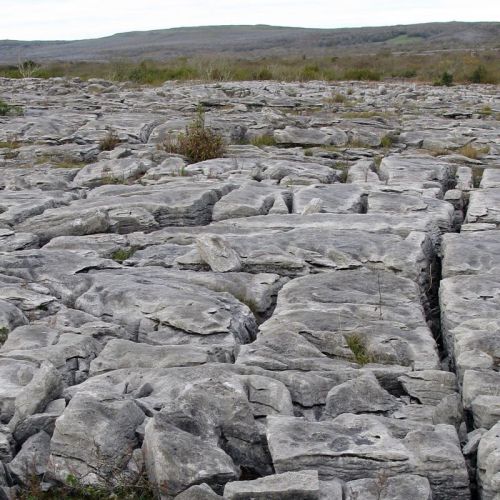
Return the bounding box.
[0,76,499,499]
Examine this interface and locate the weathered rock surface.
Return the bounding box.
[2,77,499,498]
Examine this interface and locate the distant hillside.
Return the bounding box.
[0,22,499,64]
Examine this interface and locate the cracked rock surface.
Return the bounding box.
[0,77,499,499]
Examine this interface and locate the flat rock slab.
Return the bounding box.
[73,268,258,346]
[0,189,79,226]
[72,158,153,188]
[366,190,454,232]
[224,470,320,499]
[466,188,500,225]
[266,414,469,500]
[0,358,37,423]
[480,169,500,189]
[440,272,500,351]
[266,268,429,330]
[379,154,454,193]
[252,159,337,185]
[174,226,432,282]
[48,392,145,485]
[235,269,439,376]
[345,474,432,500]
[442,230,500,278]
[292,184,366,214]
[212,182,289,221]
[17,182,235,243]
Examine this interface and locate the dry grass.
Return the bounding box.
[250,134,277,147]
[1,50,498,85]
[457,143,490,159]
[0,139,21,149]
[98,130,121,151]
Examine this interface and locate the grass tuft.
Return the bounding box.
[111,248,135,262]
[0,327,8,346]
[346,333,372,365]
[457,143,490,159]
[250,134,277,147]
[99,130,121,151]
[0,98,23,116]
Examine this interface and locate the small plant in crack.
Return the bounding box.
[0,326,9,346]
[99,129,121,151]
[345,333,372,365]
[111,248,135,263]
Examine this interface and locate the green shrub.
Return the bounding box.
[380,135,394,148]
[470,64,489,84]
[435,71,453,87]
[345,333,372,365]
[0,327,8,346]
[111,248,135,262]
[162,107,226,163]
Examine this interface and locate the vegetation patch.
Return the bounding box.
[18,473,156,500]
[35,154,86,168]
[0,50,498,85]
[388,34,425,45]
[346,333,372,365]
[0,98,23,116]
[380,135,394,148]
[111,248,136,262]
[99,130,121,151]
[343,68,381,81]
[457,143,490,159]
[479,106,492,116]
[0,139,21,149]
[336,161,351,183]
[250,133,276,147]
[0,327,8,346]
[161,107,226,163]
[434,71,453,87]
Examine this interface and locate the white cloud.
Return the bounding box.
[0,0,498,40]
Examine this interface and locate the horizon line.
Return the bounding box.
[2,20,497,43]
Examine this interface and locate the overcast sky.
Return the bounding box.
[0,0,498,40]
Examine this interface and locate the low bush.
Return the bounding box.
[435,71,453,86]
[469,64,491,84]
[99,130,121,151]
[162,107,226,163]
